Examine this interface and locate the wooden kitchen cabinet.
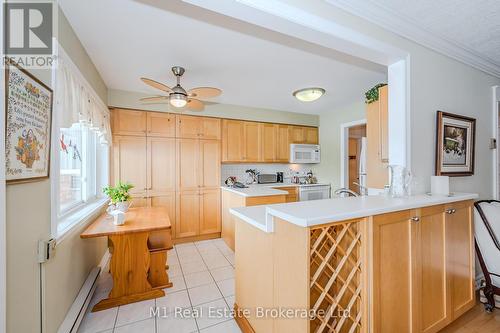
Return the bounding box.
[199,139,221,188]
[177,138,200,191]
[243,121,262,162]
[200,117,221,140]
[200,189,221,234]
[176,115,201,139]
[176,190,200,238]
[276,124,290,162]
[146,112,175,137]
[445,201,475,320]
[176,114,221,139]
[261,123,278,162]
[112,136,147,195]
[366,84,389,188]
[111,109,147,136]
[271,186,298,202]
[372,209,413,333]
[379,85,389,162]
[150,193,176,238]
[372,201,475,333]
[221,120,319,163]
[412,205,450,333]
[222,119,245,162]
[289,126,306,143]
[305,127,319,144]
[147,137,176,194]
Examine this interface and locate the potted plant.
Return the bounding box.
[103,182,134,212]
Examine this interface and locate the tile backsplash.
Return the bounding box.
[221,164,318,185]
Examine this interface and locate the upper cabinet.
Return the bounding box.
[261,124,278,162]
[176,115,221,140]
[243,121,262,162]
[366,84,389,188]
[147,112,175,137]
[112,108,175,137]
[222,119,245,162]
[221,120,319,163]
[305,127,319,144]
[111,108,147,136]
[289,126,305,144]
[276,125,290,162]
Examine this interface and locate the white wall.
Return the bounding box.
[5,7,108,333]
[316,101,366,187]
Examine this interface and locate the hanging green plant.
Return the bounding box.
[365,83,387,104]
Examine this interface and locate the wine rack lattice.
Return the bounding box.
[310,221,363,333]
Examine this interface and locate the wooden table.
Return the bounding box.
[81,207,173,311]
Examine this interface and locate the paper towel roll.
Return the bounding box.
[431,176,449,196]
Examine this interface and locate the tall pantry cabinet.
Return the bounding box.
[110,108,221,242]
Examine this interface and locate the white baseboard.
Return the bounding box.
[57,250,110,333]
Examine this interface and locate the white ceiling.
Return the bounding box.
[330,0,500,76]
[374,0,500,64]
[59,0,386,115]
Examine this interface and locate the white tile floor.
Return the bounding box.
[78,238,241,333]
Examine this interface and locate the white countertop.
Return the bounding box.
[221,182,331,197]
[221,186,288,197]
[230,192,478,233]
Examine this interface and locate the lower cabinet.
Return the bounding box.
[372,201,474,333]
[446,201,475,319]
[200,189,221,235]
[177,189,221,239]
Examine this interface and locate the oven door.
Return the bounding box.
[299,186,331,201]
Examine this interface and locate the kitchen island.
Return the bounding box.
[221,183,330,249]
[230,193,478,333]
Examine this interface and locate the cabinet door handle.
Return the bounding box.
[446,209,456,214]
[411,216,420,222]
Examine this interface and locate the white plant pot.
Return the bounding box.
[115,201,131,212]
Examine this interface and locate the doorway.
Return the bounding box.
[340,119,367,194]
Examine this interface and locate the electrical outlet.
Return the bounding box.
[37,238,56,263]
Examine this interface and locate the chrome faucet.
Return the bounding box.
[334,188,359,197]
[353,182,368,196]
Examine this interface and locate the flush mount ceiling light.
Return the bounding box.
[293,87,325,102]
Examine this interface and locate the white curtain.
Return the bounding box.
[55,56,111,145]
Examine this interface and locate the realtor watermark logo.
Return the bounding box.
[3,0,57,68]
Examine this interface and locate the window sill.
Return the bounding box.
[55,198,108,244]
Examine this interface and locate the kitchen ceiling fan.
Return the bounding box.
[139,66,222,111]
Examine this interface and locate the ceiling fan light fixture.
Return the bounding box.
[293,87,325,102]
[169,93,187,108]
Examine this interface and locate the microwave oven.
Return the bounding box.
[289,144,321,164]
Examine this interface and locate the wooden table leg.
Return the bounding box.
[92,232,164,312]
[149,250,173,289]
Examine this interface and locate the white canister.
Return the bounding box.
[431,176,450,196]
[110,210,126,226]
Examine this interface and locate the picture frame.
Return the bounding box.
[5,59,53,184]
[435,111,476,176]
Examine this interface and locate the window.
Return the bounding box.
[56,122,109,236]
[52,44,111,239]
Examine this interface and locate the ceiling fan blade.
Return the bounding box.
[139,96,169,102]
[186,98,205,111]
[140,77,172,93]
[188,87,222,99]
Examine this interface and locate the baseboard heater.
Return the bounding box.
[57,266,101,333]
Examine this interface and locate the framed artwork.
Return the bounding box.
[435,111,476,176]
[5,60,53,183]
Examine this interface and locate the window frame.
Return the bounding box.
[52,123,109,242]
